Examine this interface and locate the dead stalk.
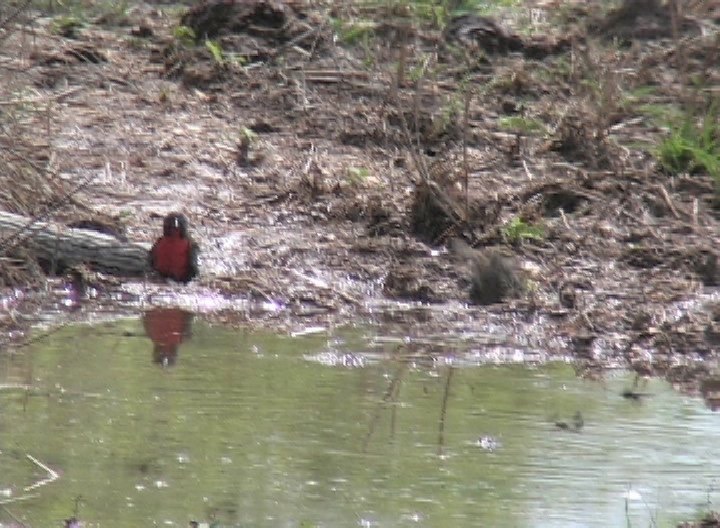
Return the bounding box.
[437,365,454,456]
[396,25,407,90]
[461,81,474,219]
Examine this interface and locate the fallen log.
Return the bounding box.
[0,211,150,277]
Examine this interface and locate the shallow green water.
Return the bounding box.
[0,312,718,528]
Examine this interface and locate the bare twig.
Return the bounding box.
[658,184,680,219]
[522,159,534,180]
[462,82,472,218]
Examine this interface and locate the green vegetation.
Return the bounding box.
[544,55,571,82]
[463,0,523,17]
[436,93,463,135]
[624,85,659,102]
[498,115,546,136]
[486,67,532,96]
[347,166,371,185]
[205,39,225,66]
[637,102,682,125]
[33,0,131,24]
[423,0,522,18]
[329,18,378,67]
[332,18,376,45]
[502,217,544,244]
[408,54,433,83]
[621,85,660,115]
[404,0,447,26]
[658,103,720,181]
[173,25,196,46]
[240,126,257,143]
[170,30,245,67]
[49,15,83,37]
[333,1,522,37]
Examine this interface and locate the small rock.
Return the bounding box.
[558,282,576,309]
[131,24,153,38]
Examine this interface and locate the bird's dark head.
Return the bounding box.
[162,213,189,238]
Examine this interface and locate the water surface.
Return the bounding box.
[0,312,718,527]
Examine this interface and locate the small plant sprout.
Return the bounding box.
[333,18,376,45]
[205,39,225,66]
[498,116,546,136]
[173,25,196,46]
[158,87,170,104]
[237,127,258,167]
[241,127,257,143]
[408,54,432,83]
[347,166,370,186]
[50,16,83,38]
[502,217,544,244]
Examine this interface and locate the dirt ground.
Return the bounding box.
[2,0,720,408]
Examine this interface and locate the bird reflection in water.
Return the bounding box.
[142,308,194,367]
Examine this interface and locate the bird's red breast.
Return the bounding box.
[150,213,199,283]
[151,235,193,282]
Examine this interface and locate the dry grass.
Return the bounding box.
[0,6,54,284]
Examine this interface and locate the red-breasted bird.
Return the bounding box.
[150,213,199,283]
